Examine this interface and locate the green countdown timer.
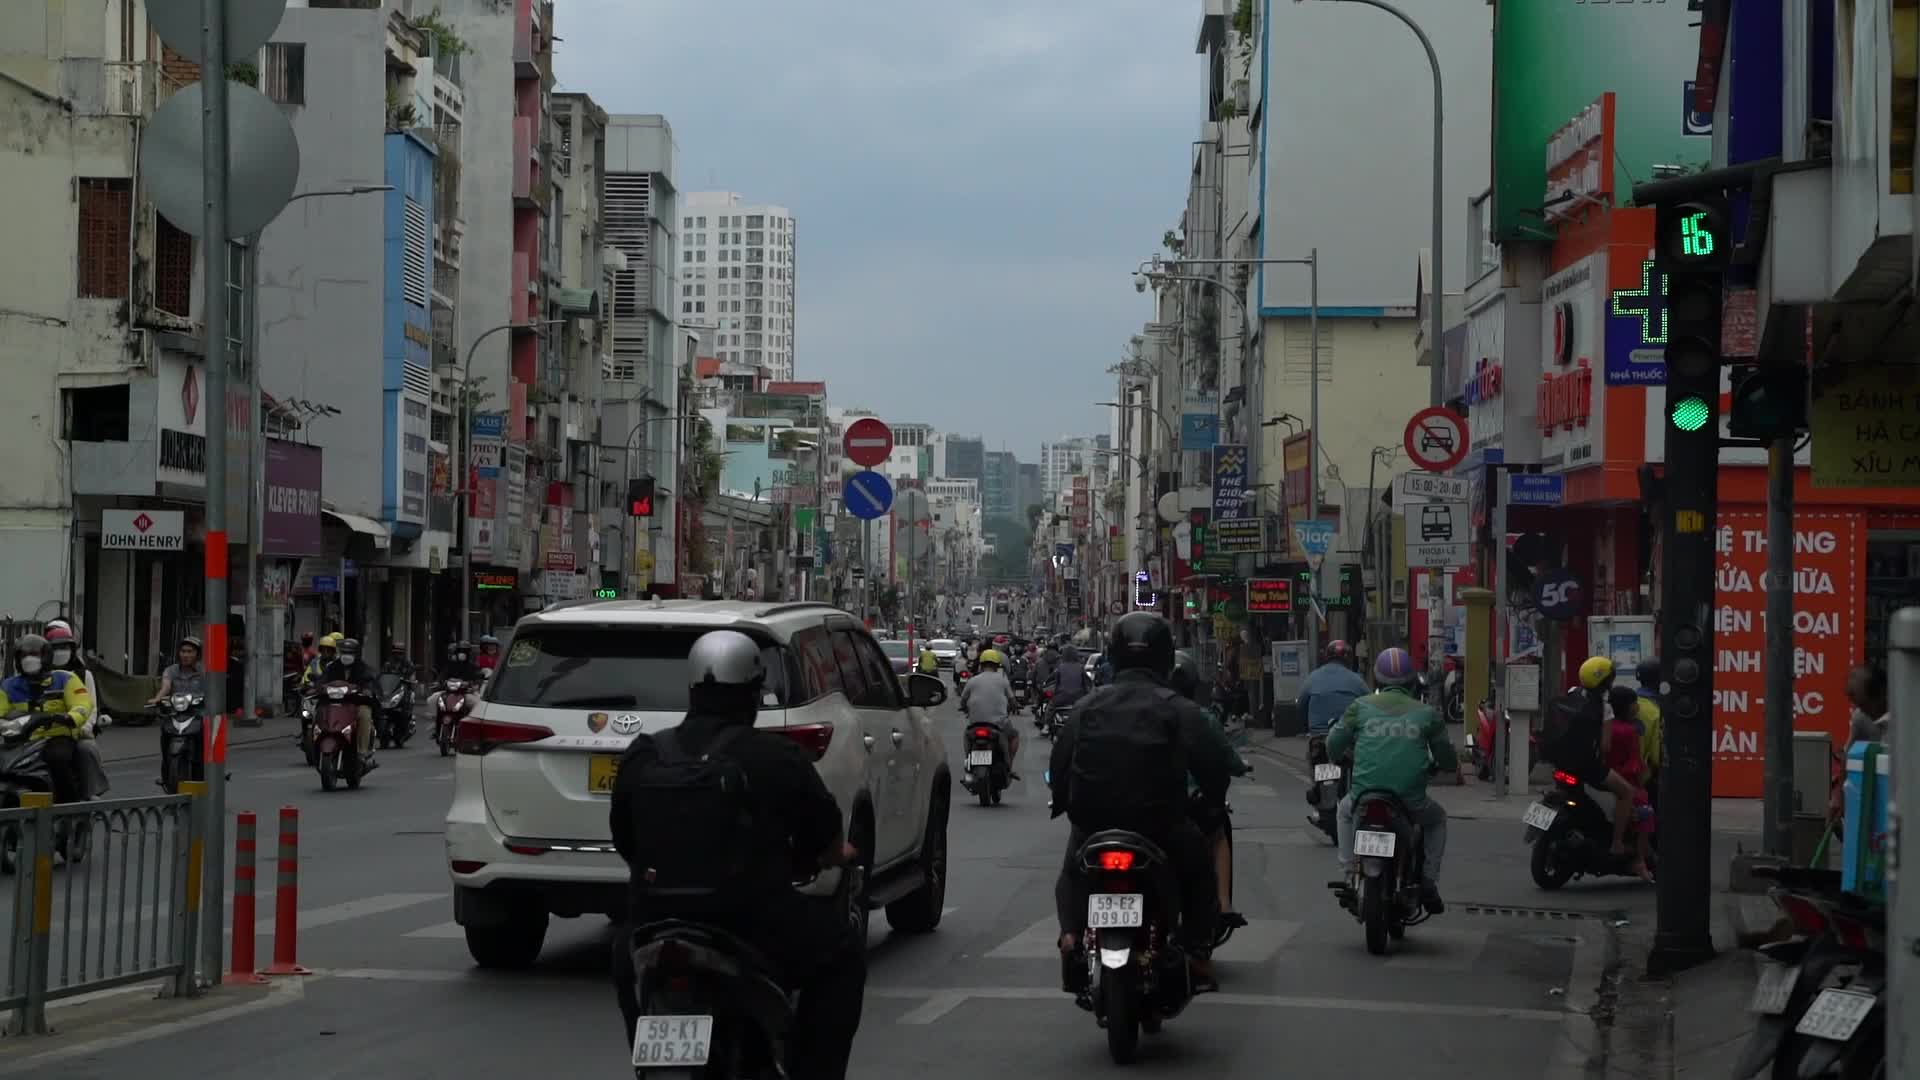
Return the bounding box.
[593,588,619,599]
[1670,395,1712,433]
[1665,201,1727,263]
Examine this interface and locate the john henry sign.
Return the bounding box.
[102,509,185,551]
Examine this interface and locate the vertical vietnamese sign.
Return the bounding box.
[1711,510,1863,797]
[1282,433,1311,557]
[1211,443,1249,519]
[1180,391,1219,450]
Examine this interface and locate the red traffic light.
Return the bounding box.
[626,477,655,517]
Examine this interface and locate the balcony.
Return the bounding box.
[513,0,537,78]
[511,116,534,205]
[95,61,156,118]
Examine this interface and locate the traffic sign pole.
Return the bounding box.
[1403,406,1470,687]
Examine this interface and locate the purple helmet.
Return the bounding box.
[1373,647,1417,687]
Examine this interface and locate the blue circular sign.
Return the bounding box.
[844,469,895,520]
[1533,568,1584,621]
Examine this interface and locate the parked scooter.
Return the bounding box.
[1304,733,1347,843]
[431,678,475,757]
[374,672,416,749]
[1468,701,1538,782]
[1329,788,1434,954]
[1523,769,1655,888]
[1441,658,1463,723]
[309,680,372,792]
[1737,867,1886,1078]
[154,690,208,794]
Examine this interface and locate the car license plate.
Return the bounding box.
[1087,894,1143,928]
[1749,962,1800,1015]
[587,754,620,795]
[967,750,995,766]
[1793,988,1876,1041]
[1522,803,1559,831]
[1353,830,1396,857]
[632,1014,714,1067]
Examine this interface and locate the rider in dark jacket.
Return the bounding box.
[1046,613,1234,997]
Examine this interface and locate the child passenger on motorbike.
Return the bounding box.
[1170,651,1251,931]
[1605,686,1655,881]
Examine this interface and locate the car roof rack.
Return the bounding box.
[752,601,841,620]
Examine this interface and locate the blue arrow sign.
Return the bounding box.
[844,469,894,520]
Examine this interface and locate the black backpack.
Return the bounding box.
[620,725,763,907]
[1067,687,1182,832]
[1543,691,1595,753]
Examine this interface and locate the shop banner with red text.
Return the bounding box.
[1711,510,1863,797]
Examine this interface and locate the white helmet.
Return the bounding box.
[686,630,765,689]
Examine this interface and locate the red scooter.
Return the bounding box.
[310,680,372,791]
[432,677,475,757]
[1468,702,1537,782]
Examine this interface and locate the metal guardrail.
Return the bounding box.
[2,790,202,1034]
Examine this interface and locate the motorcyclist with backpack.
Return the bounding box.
[960,647,1021,774]
[1326,647,1460,913]
[609,629,863,1080]
[1047,612,1236,995]
[1541,656,1639,864]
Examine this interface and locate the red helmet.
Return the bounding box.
[44,624,76,645]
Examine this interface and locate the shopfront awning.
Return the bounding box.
[555,288,600,318]
[322,507,391,547]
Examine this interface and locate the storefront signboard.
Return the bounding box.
[1538,254,1606,467]
[1602,255,1670,386]
[1711,510,1862,797]
[1809,364,1920,489]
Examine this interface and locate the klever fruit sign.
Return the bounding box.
[1710,511,1863,797]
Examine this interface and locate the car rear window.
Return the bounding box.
[879,640,910,659]
[487,626,790,711]
[930,639,958,651]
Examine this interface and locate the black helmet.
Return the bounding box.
[1109,612,1174,677]
[1169,650,1203,701]
[1637,656,1663,688]
[338,638,361,656]
[1607,685,1639,716]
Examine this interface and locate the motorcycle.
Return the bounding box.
[0,713,95,870]
[1330,789,1433,955]
[1523,769,1654,888]
[960,719,1012,806]
[1304,734,1346,843]
[1008,669,1029,715]
[154,690,207,794]
[432,678,475,757]
[1736,867,1886,1079]
[1076,830,1198,1064]
[1468,702,1538,783]
[281,669,304,718]
[1044,698,1072,741]
[374,672,416,749]
[309,680,372,792]
[1441,659,1463,723]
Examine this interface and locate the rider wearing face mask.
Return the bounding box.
[45,621,109,794]
[319,638,379,769]
[3,633,96,805]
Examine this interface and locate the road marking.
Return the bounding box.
[984,917,1301,963]
[867,984,1564,1022]
[0,979,303,1074]
[316,967,470,982]
[983,917,1065,960]
[254,891,443,935]
[404,920,467,939]
[1381,927,1491,971]
[895,992,969,1024]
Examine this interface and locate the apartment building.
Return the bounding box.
[679,191,798,381]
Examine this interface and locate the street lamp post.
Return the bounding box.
[455,319,564,641]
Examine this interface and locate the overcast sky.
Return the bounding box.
[556,1,1199,461]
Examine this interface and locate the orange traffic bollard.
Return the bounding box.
[260,806,311,976]
[225,811,268,984]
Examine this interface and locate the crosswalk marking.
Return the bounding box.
[253,892,443,935]
[983,917,1301,963]
[403,921,467,939]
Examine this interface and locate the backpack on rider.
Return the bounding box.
[617,725,766,914]
[1066,684,1183,833]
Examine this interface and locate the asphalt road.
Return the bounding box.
[0,703,1622,1079]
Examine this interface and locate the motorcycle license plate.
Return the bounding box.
[967,750,995,767]
[1522,803,1559,831]
[1313,764,1342,782]
[1794,988,1875,1041]
[587,754,620,795]
[1087,893,1143,928]
[1749,962,1800,1015]
[631,1014,713,1068]
[1353,830,1396,857]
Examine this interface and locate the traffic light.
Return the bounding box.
[626,477,655,517]
[1727,364,1809,440]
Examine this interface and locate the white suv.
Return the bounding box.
[444,599,954,969]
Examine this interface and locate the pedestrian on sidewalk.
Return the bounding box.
[1299,641,1368,736]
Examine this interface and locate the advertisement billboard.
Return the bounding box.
[263,440,323,556]
[1491,0,1712,241]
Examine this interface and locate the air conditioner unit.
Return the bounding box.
[1233,80,1250,114]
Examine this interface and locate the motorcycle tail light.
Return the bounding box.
[454,717,554,755]
[771,722,834,760]
[971,726,993,740]
[1360,801,1395,828]
[1830,911,1875,951]
[1773,892,1830,937]
[1099,850,1134,871]
[1552,770,1581,788]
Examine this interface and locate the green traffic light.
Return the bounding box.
[1670,395,1712,433]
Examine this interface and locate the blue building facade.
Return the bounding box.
[381,130,437,539]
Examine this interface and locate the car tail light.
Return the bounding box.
[1552,770,1581,788]
[1360,801,1394,828]
[1773,892,1830,937]
[450,860,487,875]
[505,843,546,856]
[971,726,994,740]
[1099,850,1134,871]
[773,722,834,760]
[455,718,554,755]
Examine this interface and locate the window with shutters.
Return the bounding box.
[154,215,194,316]
[402,198,430,307]
[262,43,305,105]
[77,179,132,299]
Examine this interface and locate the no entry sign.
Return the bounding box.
[843,418,894,468]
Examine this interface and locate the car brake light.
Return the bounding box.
[773,722,834,760]
[450,860,487,875]
[1773,892,1830,937]
[1552,770,1581,788]
[505,844,545,856]
[1099,851,1134,871]
[455,718,554,755]
[971,726,993,740]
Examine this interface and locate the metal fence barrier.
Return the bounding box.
[2,789,202,1034]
